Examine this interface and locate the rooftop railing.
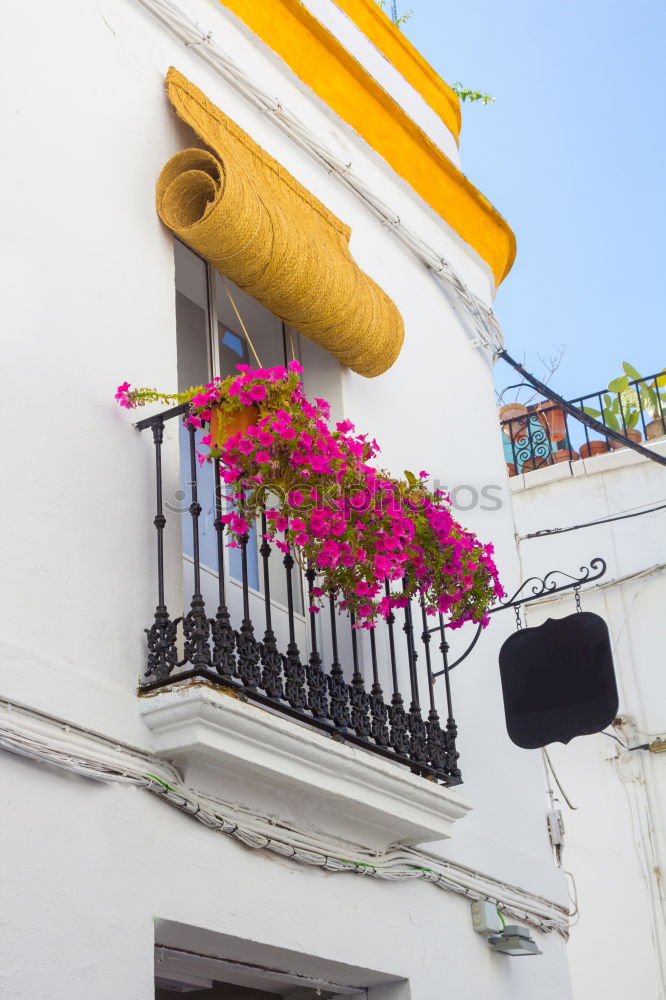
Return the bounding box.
[136,405,463,786]
[500,370,666,476]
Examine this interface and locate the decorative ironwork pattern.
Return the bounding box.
[136,408,465,785]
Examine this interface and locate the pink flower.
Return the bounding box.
[255,450,272,464]
[249,384,267,402]
[114,381,132,408]
[238,438,255,455]
[336,419,355,434]
[288,359,304,373]
[293,531,310,545]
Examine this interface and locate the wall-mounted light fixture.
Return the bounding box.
[471,901,542,956]
[488,925,542,957]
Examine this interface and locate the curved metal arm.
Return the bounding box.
[432,557,607,675]
[491,557,607,611]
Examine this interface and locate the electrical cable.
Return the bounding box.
[542,748,578,811]
[520,501,666,540]
[602,730,649,752]
[0,697,570,937]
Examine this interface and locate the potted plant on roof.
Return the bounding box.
[117,364,503,630]
[584,362,666,447]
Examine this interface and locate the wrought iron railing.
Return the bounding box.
[501,370,666,475]
[136,405,462,786]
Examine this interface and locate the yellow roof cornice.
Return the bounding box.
[217,0,516,285]
[331,0,462,139]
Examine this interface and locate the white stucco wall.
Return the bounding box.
[509,442,666,1000]
[1,0,571,996]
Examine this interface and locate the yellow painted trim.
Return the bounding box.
[217,0,516,284]
[331,0,462,139]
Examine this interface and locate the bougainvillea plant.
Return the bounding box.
[117,363,503,629]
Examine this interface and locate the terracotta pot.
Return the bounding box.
[536,401,566,443]
[646,417,666,441]
[579,440,611,459]
[499,403,528,436]
[552,449,580,463]
[609,427,642,450]
[209,403,259,448]
[506,462,518,478]
[521,455,553,472]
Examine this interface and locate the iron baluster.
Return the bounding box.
[635,381,648,439]
[654,375,666,436]
[305,566,328,718]
[438,614,461,780]
[182,423,212,667]
[209,458,236,682]
[281,539,306,708]
[385,580,410,756]
[420,600,447,772]
[327,590,350,728]
[234,529,262,689]
[368,628,389,745]
[144,418,181,680]
[258,512,283,698]
[349,613,371,738]
[403,586,428,767]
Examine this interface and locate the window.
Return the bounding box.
[174,239,304,622]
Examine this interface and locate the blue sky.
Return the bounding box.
[400,0,665,401]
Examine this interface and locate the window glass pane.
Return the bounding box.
[174,240,210,391]
[214,273,286,377]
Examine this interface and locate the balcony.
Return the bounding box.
[134,404,472,848]
[500,368,666,476]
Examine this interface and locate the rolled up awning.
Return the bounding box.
[156,68,404,378]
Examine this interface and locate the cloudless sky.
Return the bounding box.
[399,0,665,401]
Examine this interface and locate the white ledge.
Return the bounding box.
[139,683,472,851]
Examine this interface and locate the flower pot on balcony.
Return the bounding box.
[552,449,580,463]
[609,428,642,450]
[646,417,666,441]
[536,402,566,443]
[521,455,554,472]
[579,440,611,459]
[499,403,528,437]
[506,462,518,478]
[210,403,259,448]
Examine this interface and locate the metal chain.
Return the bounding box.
[514,605,523,631]
[574,586,582,613]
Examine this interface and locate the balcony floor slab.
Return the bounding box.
[139,681,472,851]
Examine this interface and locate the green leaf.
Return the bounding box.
[604,411,620,431]
[626,410,640,430]
[608,376,629,393]
[622,362,642,381]
[404,470,417,486]
[583,406,601,418]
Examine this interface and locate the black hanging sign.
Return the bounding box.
[498,612,619,749]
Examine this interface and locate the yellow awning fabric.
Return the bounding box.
[156,68,404,377]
